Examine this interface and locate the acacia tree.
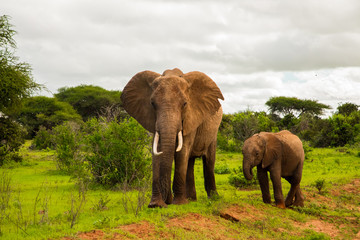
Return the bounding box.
[0,15,40,114]
[0,15,41,163]
[266,96,330,118]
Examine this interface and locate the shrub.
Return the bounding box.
[52,121,82,172]
[83,117,152,186]
[217,132,242,152]
[214,162,231,174]
[312,179,326,194]
[32,126,55,150]
[228,166,258,188]
[302,141,313,160]
[0,117,26,165]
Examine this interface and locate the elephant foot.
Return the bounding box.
[186,191,197,201]
[172,196,189,205]
[275,200,286,209]
[207,189,219,198]
[285,198,294,207]
[262,196,271,204]
[165,193,173,205]
[148,199,167,208]
[293,195,305,207]
[187,194,197,201]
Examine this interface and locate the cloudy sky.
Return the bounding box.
[2,0,360,115]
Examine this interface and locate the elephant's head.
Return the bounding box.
[121,68,223,206]
[242,133,281,180]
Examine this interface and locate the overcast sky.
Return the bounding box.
[2,0,360,115]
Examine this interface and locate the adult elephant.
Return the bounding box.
[121,68,224,208]
[242,130,304,208]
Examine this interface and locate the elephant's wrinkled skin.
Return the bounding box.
[121,68,224,208]
[242,130,305,208]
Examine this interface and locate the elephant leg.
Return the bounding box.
[269,170,285,209]
[186,156,197,201]
[256,166,271,204]
[202,141,218,198]
[293,185,305,207]
[285,163,303,207]
[284,176,299,207]
[148,156,168,208]
[172,150,190,205]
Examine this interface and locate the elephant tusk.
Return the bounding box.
[176,131,183,152]
[153,132,163,156]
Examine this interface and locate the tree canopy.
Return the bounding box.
[0,15,40,114]
[337,102,359,116]
[55,85,122,120]
[265,96,330,117]
[15,96,82,137]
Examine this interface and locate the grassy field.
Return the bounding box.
[0,141,359,239]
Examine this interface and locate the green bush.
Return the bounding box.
[32,126,55,150]
[0,117,26,165]
[83,118,152,186]
[52,122,82,172]
[217,132,242,152]
[312,179,326,194]
[228,166,258,188]
[214,162,231,174]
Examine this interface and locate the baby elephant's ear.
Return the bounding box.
[121,71,161,133]
[261,134,282,168]
[182,71,224,136]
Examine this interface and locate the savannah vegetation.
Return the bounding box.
[1,15,360,239]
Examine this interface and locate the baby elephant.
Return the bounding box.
[242,130,304,208]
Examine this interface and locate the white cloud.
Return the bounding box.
[2,0,360,114]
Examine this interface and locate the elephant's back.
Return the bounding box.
[277,131,305,176]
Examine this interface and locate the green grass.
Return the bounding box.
[0,142,359,239]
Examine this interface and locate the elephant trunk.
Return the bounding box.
[243,159,254,181]
[151,129,178,205]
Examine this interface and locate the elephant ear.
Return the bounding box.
[261,133,282,168]
[182,71,224,136]
[121,71,161,133]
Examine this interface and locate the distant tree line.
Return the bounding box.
[217,97,360,152]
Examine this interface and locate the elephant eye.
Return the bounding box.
[182,102,187,108]
[151,101,157,109]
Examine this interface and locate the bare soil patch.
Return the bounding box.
[293,219,340,238]
[219,204,265,222]
[166,212,240,239]
[64,179,360,239]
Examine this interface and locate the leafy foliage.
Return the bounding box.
[15,96,82,137]
[219,100,360,151]
[51,117,152,187]
[228,166,258,188]
[32,126,54,150]
[55,85,122,121]
[0,15,40,164]
[217,111,275,152]
[0,15,40,114]
[0,118,26,165]
[266,96,330,117]
[83,118,152,186]
[337,102,359,116]
[52,122,83,172]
